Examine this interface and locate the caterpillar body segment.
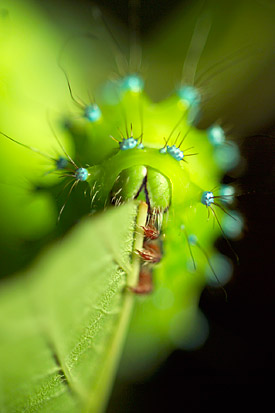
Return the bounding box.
[63,75,239,304]
[1,68,241,353]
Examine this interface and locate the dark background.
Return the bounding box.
[39,0,275,411]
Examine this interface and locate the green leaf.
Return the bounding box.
[0,201,147,412]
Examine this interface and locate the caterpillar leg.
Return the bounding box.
[129,267,153,295]
[136,241,162,264]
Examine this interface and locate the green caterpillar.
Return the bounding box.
[1,71,241,359]
[62,74,241,361]
[0,0,244,363]
[1,0,273,381]
[65,76,240,270]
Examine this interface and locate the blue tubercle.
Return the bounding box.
[222,211,243,239]
[177,85,201,107]
[207,125,225,146]
[219,185,235,204]
[159,147,167,154]
[167,145,184,161]
[56,157,68,170]
[188,234,198,246]
[121,74,144,93]
[84,104,102,122]
[119,137,138,151]
[137,143,144,149]
[205,253,233,287]
[201,191,214,207]
[177,85,201,124]
[75,167,89,181]
[214,141,240,171]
